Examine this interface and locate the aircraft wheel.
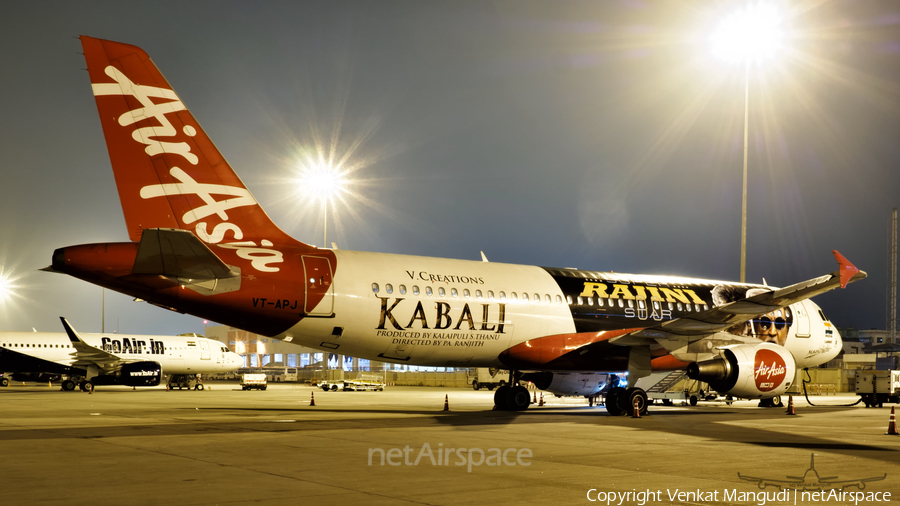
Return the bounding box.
[261,386,267,391]
[196,384,204,391]
[605,387,626,416]
[62,379,76,391]
[472,381,480,391]
[330,385,338,391]
[506,385,531,411]
[625,387,649,415]
[493,385,511,410]
[80,381,93,392]
[0,377,8,387]
[689,395,698,406]
[770,395,783,408]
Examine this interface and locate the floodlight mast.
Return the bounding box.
[709,1,786,283]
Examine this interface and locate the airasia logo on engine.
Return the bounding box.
[754,349,787,392]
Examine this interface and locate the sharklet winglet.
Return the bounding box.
[832,250,859,289]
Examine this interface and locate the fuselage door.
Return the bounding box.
[302,255,335,316]
[199,340,210,360]
[794,301,811,338]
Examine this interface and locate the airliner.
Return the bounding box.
[0,318,243,391]
[47,36,866,414]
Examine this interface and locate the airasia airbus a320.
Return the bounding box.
[48,36,866,415]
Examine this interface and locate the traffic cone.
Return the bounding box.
[48,381,52,388]
[786,395,796,416]
[88,384,93,394]
[310,391,316,406]
[538,392,544,406]
[443,394,449,412]
[631,398,641,418]
[533,391,537,404]
[887,407,899,436]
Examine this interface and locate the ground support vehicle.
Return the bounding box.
[241,373,268,391]
[469,368,508,391]
[856,370,900,408]
[320,373,385,391]
[167,374,204,390]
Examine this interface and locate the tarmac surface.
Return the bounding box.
[1,382,898,506]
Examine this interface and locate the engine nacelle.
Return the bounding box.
[119,361,162,387]
[686,343,795,399]
[521,372,606,397]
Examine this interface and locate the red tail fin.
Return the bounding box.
[80,36,302,249]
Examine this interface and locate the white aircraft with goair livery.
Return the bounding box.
[0,318,243,391]
[46,36,865,414]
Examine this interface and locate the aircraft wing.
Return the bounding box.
[59,317,123,370]
[0,345,85,375]
[737,473,792,490]
[822,475,888,490]
[609,251,866,346]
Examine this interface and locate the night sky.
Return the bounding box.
[1,1,898,337]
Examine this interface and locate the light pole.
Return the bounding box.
[710,1,786,283]
[295,159,348,248]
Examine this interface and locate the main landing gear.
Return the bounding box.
[60,377,93,392]
[605,387,649,417]
[492,371,532,411]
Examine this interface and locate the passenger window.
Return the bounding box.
[577,296,583,305]
[371,283,379,294]
[638,300,645,309]
[451,288,458,298]
[566,295,573,304]
[499,291,506,300]
[545,294,551,303]
[618,299,624,308]
[476,290,483,299]
[534,293,540,303]
[668,302,674,310]
[413,285,420,295]
[399,284,407,295]
[438,287,445,297]
[464,289,471,299]
[426,286,433,296]
[511,292,518,300]
[627,300,633,308]
[676,302,682,311]
[597,298,603,307]
[556,295,562,304]
[488,291,495,300]
[522,293,529,302]
[386,284,393,294]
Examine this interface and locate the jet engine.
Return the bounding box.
[520,372,606,397]
[686,343,794,398]
[91,361,162,387]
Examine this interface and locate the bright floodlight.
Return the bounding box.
[295,161,349,205]
[709,2,785,64]
[0,268,18,306]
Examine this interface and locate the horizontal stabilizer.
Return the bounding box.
[133,228,239,280]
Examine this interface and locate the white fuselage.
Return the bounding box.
[275,250,841,370]
[0,332,243,375]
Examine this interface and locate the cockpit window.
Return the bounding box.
[818,309,827,321]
